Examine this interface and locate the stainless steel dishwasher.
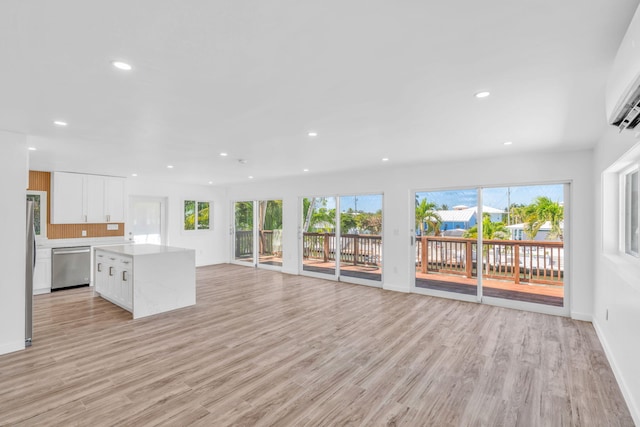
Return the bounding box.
[51,246,91,290]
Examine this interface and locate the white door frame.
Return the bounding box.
[410,182,571,317]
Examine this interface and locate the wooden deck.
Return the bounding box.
[301,261,564,307]
[415,272,564,307]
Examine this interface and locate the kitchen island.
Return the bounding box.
[94,244,196,319]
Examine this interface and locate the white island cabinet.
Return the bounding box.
[94,244,196,319]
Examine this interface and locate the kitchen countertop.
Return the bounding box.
[37,237,131,249]
[95,244,192,256]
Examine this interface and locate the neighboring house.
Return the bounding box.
[506,221,564,241]
[435,205,505,232]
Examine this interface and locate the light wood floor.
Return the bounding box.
[0,264,633,426]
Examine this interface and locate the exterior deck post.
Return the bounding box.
[514,243,520,284]
[323,233,329,262]
[421,236,428,274]
[465,240,473,278]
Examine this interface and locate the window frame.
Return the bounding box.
[26,190,47,241]
[622,166,639,257]
[183,199,212,231]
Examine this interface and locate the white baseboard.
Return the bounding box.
[382,284,410,293]
[0,340,25,356]
[281,267,298,275]
[33,288,51,295]
[570,311,593,322]
[593,319,640,426]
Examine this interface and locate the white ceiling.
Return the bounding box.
[2,0,639,185]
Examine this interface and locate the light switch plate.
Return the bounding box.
[107,224,119,231]
[81,230,87,237]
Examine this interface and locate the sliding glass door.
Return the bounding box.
[301,194,383,286]
[414,188,479,301]
[339,194,383,283]
[258,200,283,268]
[301,196,337,277]
[234,201,254,264]
[413,183,568,313]
[233,200,284,270]
[480,184,565,308]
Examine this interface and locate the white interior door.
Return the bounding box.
[129,196,167,244]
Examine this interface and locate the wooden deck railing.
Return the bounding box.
[416,236,563,285]
[302,233,382,266]
[235,230,282,257]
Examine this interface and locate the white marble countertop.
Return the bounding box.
[95,244,193,257]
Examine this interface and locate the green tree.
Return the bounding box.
[508,203,527,225]
[415,199,441,235]
[235,201,253,230]
[464,213,510,240]
[523,197,563,240]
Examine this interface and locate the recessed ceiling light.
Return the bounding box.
[167,165,174,169]
[112,61,132,71]
[28,147,37,151]
[219,152,228,157]
[208,181,213,184]
[308,131,318,137]
[475,91,491,98]
[131,173,138,177]
[382,158,389,162]
[504,141,513,146]
[53,120,68,126]
[248,175,254,179]
[303,168,309,172]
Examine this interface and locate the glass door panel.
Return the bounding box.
[339,194,383,282]
[258,200,283,267]
[234,201,254,264]
[414,189,478,297]
[302,196,337,277]
[480,184,565,307]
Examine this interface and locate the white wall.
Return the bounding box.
[127,179,228,266]
[226,149,594,317]
[593,127,640,424]
[0,131,28,355]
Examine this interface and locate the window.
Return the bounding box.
[184,200,211,230]
[26,190,47,240]
[625,169,639,256]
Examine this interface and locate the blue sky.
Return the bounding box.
[309,184,564,214]
[416,184,564,211]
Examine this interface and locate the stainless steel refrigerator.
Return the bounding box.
[25,201,35,347]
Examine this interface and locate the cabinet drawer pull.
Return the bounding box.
[122,271,128,281]
[97,263,102,272]
[109,267,115,276]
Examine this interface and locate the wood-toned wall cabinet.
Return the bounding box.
[95,250,133,312]
[52,172,125,224]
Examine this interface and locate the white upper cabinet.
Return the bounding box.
[51,172,125,224]
[105,177,125,222]
[52,172,85,223]
[86,175,106,223]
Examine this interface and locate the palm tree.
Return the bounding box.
[523,196,563,240]
[415,199,441,235]
[463,213,510,240]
